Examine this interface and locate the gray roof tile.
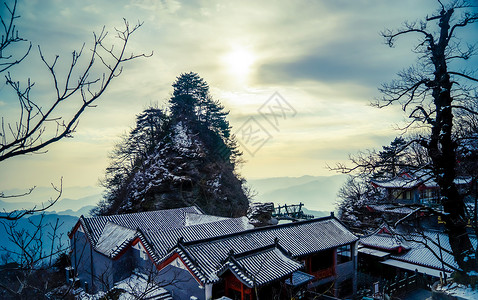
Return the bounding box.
[218,246,303,287]
[360,225,478,272]
[171,216,358,284]
[80,206,202,244]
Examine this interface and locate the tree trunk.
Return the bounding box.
[428,8,476,275]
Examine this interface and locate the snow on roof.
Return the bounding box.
[285,271,315,287]
[360,225,478,274]
[143,216,253,257]
[381,259,451,278]
[95,222,137,257]
[72,207,255,260]
[217,246,303,288]
[455,177,473,185]
[185,213,230,226]
[367,204,416,215]
[389,231,477,273]
[360,231,409,252]
[78,206,203,244]
[168,216,357,284]
[371,171,472,189]
[73,208,358,288]
[358,247,391,259]
[371,177,421,189]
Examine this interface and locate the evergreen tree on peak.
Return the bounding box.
[95,73,248,217]
[169,72,237,162]
[170,72,209,122]
[172,72,209,99]
[171,73,225,125]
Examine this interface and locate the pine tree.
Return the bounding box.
[95,73,249,217]
[376,137,407,178]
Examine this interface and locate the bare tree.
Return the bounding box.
[0,0,31,73]
[378,0,477,276]
[110,268,185,300]
[336,174,382,232]
[335,0,478,277]
[0,0,151,219]
[0,214,69,297]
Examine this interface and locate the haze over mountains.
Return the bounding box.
[1,175,345,217]
[248,174,346,215]
[0,186,102,217]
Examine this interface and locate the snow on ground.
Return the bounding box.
[77,273,170,300]
[436,282,478,299]
[115,274,170,300]
[173,121,192,149]
[76,290,105,300]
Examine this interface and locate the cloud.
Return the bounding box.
[1,0,455,190]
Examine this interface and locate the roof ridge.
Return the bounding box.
[229,243,278,260]
[143,215,245,234]
[182,215,335,246]
[222,255,255,286]
[79,215,97,245]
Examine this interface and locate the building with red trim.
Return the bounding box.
[69,206,358,299]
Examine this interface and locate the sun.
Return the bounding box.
[223,46,255,80]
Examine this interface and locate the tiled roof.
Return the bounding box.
[79,206,203,244]
[95,222,137,257]
[390,231,477,272]
[371,171,471,189]
[367,204,416,215]
[184,217,357,257]
[360,223,409,251]
[217,246,303,287]
[72,208,358,288]
[371,177,421,189]
[74,208,251,259]
[360,232,409,252]
[185,213,230,226]
[142,217,253,257]
[285,271,316,287]
[360,225,478,273]
[165,216,357,285]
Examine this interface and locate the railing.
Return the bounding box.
[273,203,315,220]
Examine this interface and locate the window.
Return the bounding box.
[337,244,352,264]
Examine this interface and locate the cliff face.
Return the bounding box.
[115,120,248,217]
[98,73,249,218]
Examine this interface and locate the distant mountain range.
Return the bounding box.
[0,193,101,217]
[248,174,346,214]
[1,175,346,217]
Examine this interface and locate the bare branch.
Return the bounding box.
[449,71,478,83]
[0,187,35,199]
[0,0,31,73]
[0,178,62,221]
[0,19,150,163]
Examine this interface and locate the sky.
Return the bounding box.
[1,0,477,202]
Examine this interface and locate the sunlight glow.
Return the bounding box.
[223,46,255,81]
